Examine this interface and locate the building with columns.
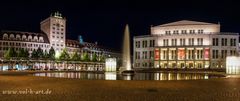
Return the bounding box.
[133,20,239,69]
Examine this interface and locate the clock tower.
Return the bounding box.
[40,12,66,53]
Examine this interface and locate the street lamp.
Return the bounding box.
[1,58,3,71]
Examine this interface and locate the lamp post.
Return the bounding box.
[1,58,3,71]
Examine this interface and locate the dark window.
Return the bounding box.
[225,38,227,46]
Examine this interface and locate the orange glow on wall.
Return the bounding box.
[178,49,185,59]
[204,48,209,60]
[155,49,160,60]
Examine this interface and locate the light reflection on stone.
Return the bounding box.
[105,72,117,80]
[34,72,223,80]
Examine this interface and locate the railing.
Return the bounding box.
[134,32,239,38]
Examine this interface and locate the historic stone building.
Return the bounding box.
[133,20,239,69]
[0,12,120,70]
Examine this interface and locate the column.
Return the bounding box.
[184,47,186,69]
[167,48,169,68]
[194,47,196,69]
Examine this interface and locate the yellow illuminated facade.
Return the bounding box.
[226,56,240,74]
[105,58,117,72]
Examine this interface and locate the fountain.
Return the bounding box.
[120,24,135,75]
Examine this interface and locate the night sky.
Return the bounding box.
[0,0,239,52]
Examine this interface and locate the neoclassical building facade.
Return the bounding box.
[133,20,239,69]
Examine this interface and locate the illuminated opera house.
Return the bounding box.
[133,20,239,69]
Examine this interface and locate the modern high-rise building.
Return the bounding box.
[133,20,239,69]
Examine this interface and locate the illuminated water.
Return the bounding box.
[34,72,224,80]
[121,24,131,71]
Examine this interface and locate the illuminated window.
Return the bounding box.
[226,56,240,74]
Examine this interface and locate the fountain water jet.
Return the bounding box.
[120,24,134,74]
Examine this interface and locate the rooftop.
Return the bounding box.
[0,30,50,43]
[154,20,219,27]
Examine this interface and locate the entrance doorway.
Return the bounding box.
[180,63,185,68]
[189,63,194,69]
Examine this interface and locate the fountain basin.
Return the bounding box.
[121,70,135,76]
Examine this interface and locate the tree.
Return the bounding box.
[59,48,70,61]
[92,53,97,62]
[71,51,80,70]
[22,49,29,69]
[18,48,25,59]
[31,49,38,59]
[58,48,70,70]
[49,47,55,60]
[48,47,55,70]
[24,49,29,59]
[36,47,44,59]
[82,52,90,61]
[4,47,16,60]
[71,51,80,61]
[99,55,105,62]
[4,47,17,69]
[43,50,49,59]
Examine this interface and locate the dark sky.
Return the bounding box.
[0,0,239,51]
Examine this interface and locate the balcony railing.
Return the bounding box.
[134,32,239,38]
